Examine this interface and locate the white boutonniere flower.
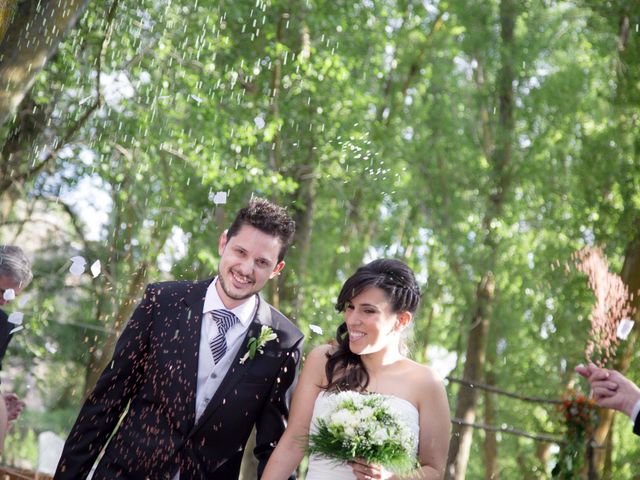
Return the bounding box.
[239,326,278,364]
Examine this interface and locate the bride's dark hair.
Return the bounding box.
[324,258,421,392]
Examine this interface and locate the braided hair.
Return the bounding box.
[324,258,421,392]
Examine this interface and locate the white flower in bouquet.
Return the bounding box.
[308,391,419,476]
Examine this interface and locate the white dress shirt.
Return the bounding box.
[173,277,256,479]
[194,278,256,421]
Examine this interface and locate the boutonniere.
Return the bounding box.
[239,326,278,364]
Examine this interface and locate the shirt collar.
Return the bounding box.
[203,277,256,327]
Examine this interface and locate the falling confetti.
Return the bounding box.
[70,262,85,276]
[573,247,636,365]
[616,318,634,340]
[213,192,227,204]
[17,293,30,308]
[309,324,323,335]
[91,260,102,278]
[9,326,23,335]
[69,256,87,276]
[7,312,23,325]
[2,289,15,301]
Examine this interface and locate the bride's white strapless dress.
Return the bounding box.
[304,392,420,480]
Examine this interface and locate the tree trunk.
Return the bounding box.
[0,0,89,126]
[446,0,517,480]
[446,1,516,478]
[484,360,499,480]
[536,443,552,478]
[0,94,50,223]
[602,419,614,480]
[0,1,18,52]
[446,273,495,480]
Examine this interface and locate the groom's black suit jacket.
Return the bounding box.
[635,413,640,436]
[54,279,304,480]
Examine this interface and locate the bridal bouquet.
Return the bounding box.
[308,391,419,476]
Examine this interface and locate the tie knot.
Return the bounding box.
[211,309,238,334]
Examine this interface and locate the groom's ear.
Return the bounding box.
[269,261,285,279]
[218,230,229,255]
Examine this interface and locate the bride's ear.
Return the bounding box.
[395,311,412,330]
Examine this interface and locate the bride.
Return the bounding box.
[262,258,450,479]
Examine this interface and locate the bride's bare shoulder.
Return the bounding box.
[405,359,445,390]
[309,343,336,358]
[303,344,336,370]
[300,344,337,386]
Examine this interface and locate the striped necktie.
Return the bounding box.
[209,309,239,364]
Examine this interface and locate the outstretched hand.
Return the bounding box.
[2,392,25,422]
[575,363,640,418]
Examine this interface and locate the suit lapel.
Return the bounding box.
[188,295,273,437]
[179,279,211,432]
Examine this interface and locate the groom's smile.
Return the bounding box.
[230,269,254,286]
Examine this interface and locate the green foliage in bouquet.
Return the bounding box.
[308,391,420,476]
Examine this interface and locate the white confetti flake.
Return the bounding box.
[17,293,30,308]
[7,312,23,325]
[139,71,151,84]
[213,191,227,205]
[69,262,85,276]
[3,289,15,301]
[309,324,323,335]
[617,318,635,340]
[70,255,87,276]
[91,260,102,278]
[254,116,266,129]
[9,326,23,335]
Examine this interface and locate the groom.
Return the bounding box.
[55,198,304,479]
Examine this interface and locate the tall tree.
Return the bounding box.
[0,0,89,126]
[446,0,517,477]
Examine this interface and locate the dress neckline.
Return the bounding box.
[318,390,419,415]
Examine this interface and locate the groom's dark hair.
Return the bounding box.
[227,197,296,262]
